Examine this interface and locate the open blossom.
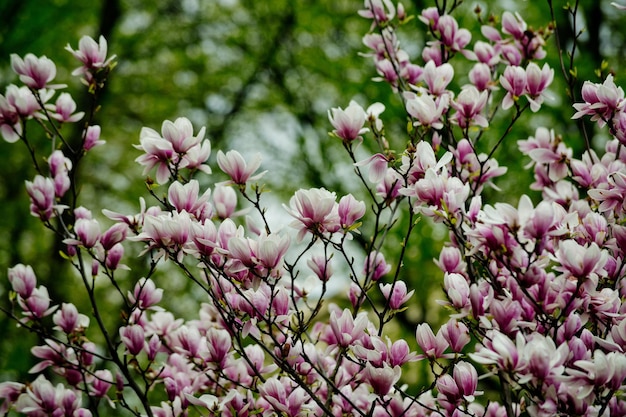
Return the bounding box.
[65,35,116,80]
[404,91,449,129]
[422,61,454,96]
[284,188,340,239]
[10,53,58,90]
[380,280,414,310]
[217,150,265,185]
[167,180,213,221]
[135,118,210,184]
[573,74,625,126]
[48,93,84,123]
[500,65,526,110]
[328,100,368,142]
[450,86,488,128]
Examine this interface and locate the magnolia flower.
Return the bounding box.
[404,91,449,129]
[217,149,265,185]
[10,53,59,90]
[328,100,368,142]
[65,35,116,80]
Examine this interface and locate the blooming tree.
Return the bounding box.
[1,1,626,417]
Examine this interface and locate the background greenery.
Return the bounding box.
[0,0,624,394]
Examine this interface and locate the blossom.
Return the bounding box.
[65,35,116,80]
[25,176,57,221]
[329,308,369,347]
[436,15,471,52]
[450,86,489,128]
[52,303,89,334]
[337,194,366,229]
[119,325,146,356]
[83,125,104,151]
[8,264,37,299]
[555,240,607,278]
[380,280,414,310]
[362,363,401,396]
[415,323,449,359]
[328,100,368,142]
[525,62,554,111]
[48,93,84,122]
[284,188,340,240]
[404,91,449,129]
[216,150,265,185]
[500,65,526,110]
[421,60,454,96]
[10,53,58,90]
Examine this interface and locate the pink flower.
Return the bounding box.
[20,286,55,319]
[5,85,42,118]
[10,53,58,90]
[285,188,339,239]
[440,319,470,352]
[65,35,116,79]
[450,86,488,128]
[453,362,479,400]
[380,280,414,310]
[259,378,307,417]
[128,278,163,310]
[217,150,265,185]
[354,153,389,183]
[363,363,401,396]
[167,180,212,221]
[443,273,470,312]
[25,176,57,221]
[436,15,471,52]
[337,194,366,229]
[119,325,146,356]
[134,131,175,184]
[573,75,625,126]
[422,61,454,96]
[329,308,369,347]
[328,100,368,142]
[473,41,499,66]
[212,185,238,219]
[500,65,526,110]
[358,0,395,23]
[135,211,193,261]
[48,93,84,123]
[74,218,101,248]
[470,331,524,372]
[8,264,37,299]
[83,125,104,151]
[415,323,449,359]
[364,251,391,281]
[205,328,232,366]
[52,303,89,334]
[161,117,205,154]
[307,255,333,282]
[556,240,607,278]
[501,11,527,39]
[525,62,554,112]
[469,63,494,91]
[404,91,449,129]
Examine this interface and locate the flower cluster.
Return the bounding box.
[2,2,626,417]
